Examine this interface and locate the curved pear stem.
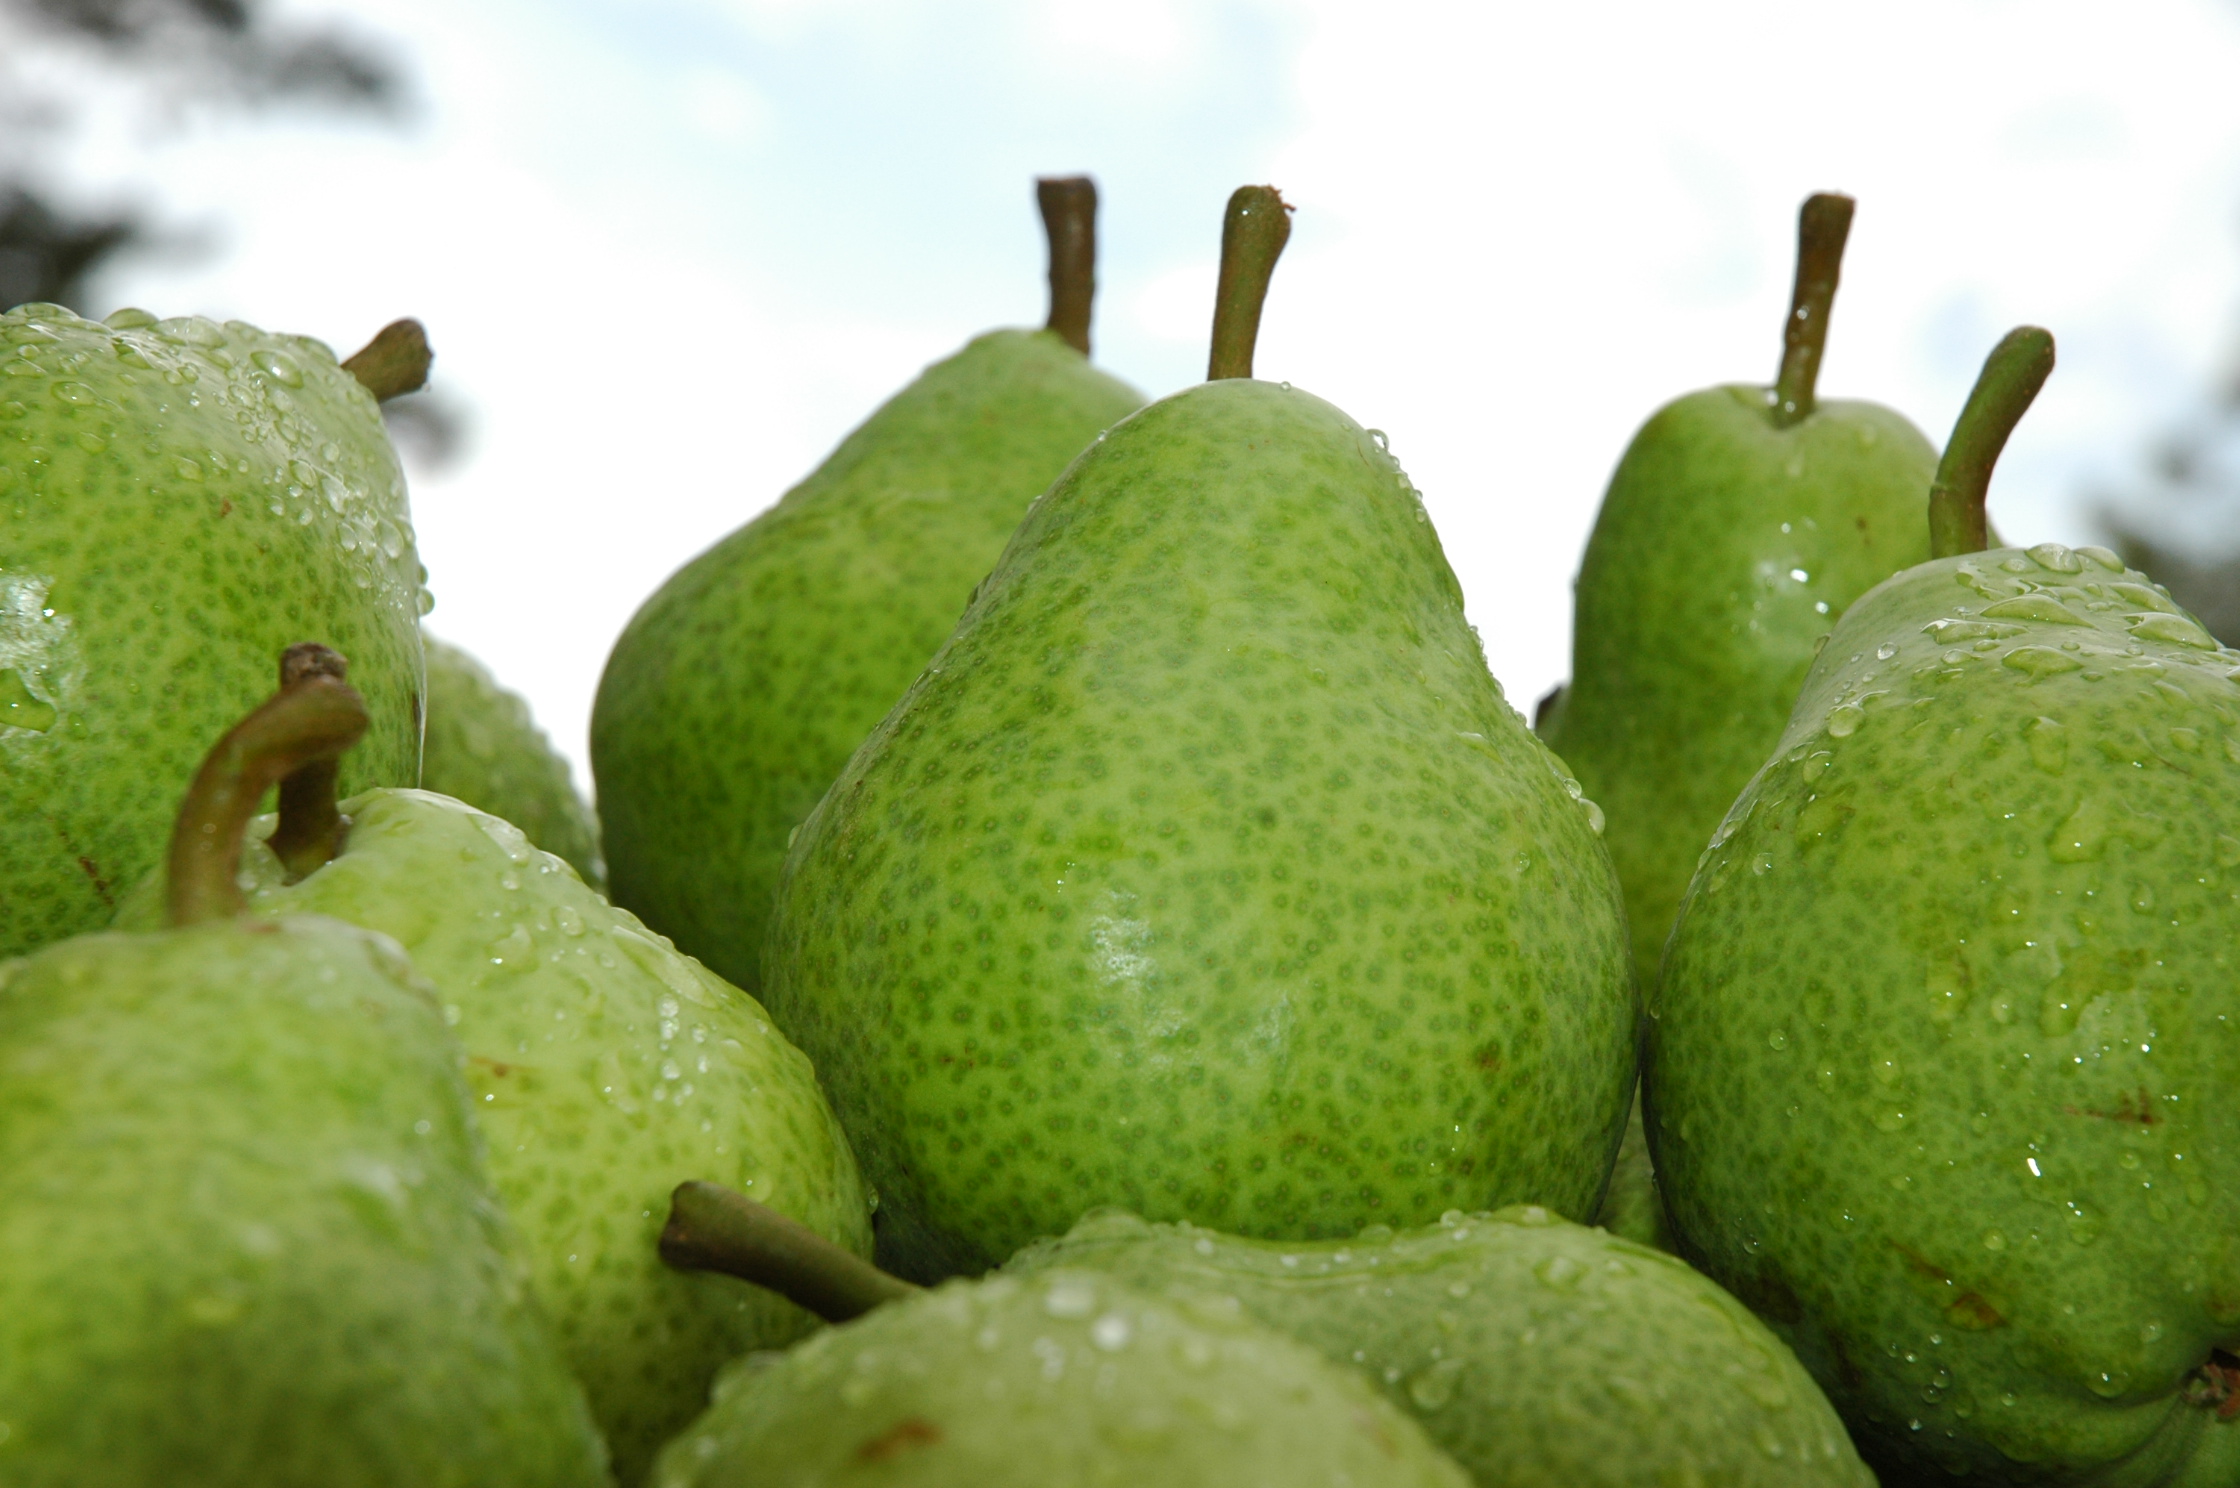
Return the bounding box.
[661,1181,917,1323]
[167,648,370,928]
[1037,176,1098,358]
[342,318,431,402]
[268,643,355,880]
[1207,185,1292,381]
[1771,193,1854,428]
[1927,327,2056,558]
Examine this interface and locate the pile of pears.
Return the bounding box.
[0,170,2233,1488]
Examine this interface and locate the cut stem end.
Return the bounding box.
[660,1181,917,1323]
[1928,326,2056,559]
[1771,192,1855,428]
[1037,176,1098,358]
[1207,185,1292,381]
[268,644,356,880]
[342,319,432,402]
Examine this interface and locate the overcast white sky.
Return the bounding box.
[31,0,2240,786]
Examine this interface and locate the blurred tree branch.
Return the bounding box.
[2096,344,2240,644]
[0,0,408,311]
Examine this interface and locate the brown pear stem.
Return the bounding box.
[660,1181,917,1323]
[1207,185,1292,381]
[1927,327,2056,559]
[1771,193,1855,428]
[342,318,432,402]
[268,644,355,879]
[167,650,371,928]
[1037,176,1098,358]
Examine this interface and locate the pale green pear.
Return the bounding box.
[649,1267,1469,1488]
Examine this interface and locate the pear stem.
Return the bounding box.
[342,318,432,402]
[1207,185,1292,381]
[268,644,356,879]
[660,1180,917,1323]
[1927,327,2056,559]
[167,648,370,928]
[1771,193,1855,428]
[1037,176,1098,358]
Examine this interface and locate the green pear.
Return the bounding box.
[0,304,429,958]
[1590,1087,1673,1250]
[0,655,607,1485]
[592,178,1144,993]
[648,1263,1469,1488]
[119,649,875,1484]
[762,187,1632,1281]
[422,633,605,887]
[1651,329,2240,1482]
[1007,1205,1873,1487]
[1543,194,1938,987]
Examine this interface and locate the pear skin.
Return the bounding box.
[764,377,1632,1280]
[1651,539,2240,1484]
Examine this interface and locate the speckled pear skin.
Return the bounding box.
[1590,1086,1673,1251]
[1649,541,2240,1485]
[591,329,1143,994]
[0,303,425,959]
[424,634,605,888]
[1006,1204,1873,1488]
[122,789,875,1484]
[764,378,1634,1282]
[649,1266,1470,1488]
[1543,387,1936,985]
[0,917,609,1486]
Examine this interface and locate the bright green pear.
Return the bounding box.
[0,304,427,958]
[592,180,1143,993]
[1007,1205,1872,1487]
[1543,195,1937,986]
[1651,330,2240,1484]
[0,664,605,1486]
[763,188,1632,1281]
[649,1267,1470,1488]
[125,776,874,1483]
[422,633,604,887]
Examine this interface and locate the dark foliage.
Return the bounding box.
[0,0,405,314]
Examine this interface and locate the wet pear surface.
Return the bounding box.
[649,1267,1470,1488]
[0,304,425,959]
[0,917,608,1486]
[1650,542,2240,1485]
[1545,387,1936,985]
[592,329,1143,994]
[764,378,1633,1280]
[1007,1205,1871,1488]
[121,790,874,1484]
[423,634,605,888]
